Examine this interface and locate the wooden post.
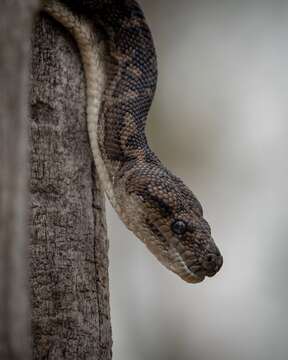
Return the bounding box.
[30,10,112,360]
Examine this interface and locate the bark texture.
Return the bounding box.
[0,1,37,359]
[30,11,112,359]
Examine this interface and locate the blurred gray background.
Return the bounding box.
[107,1,288,359]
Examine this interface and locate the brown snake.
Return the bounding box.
[42,0,223,283]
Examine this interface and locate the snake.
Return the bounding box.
[41,0,223,283]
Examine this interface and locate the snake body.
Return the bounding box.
[42,0,223,283]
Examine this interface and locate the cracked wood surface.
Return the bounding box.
[30,11,112,359]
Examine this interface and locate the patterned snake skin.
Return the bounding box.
[42,0,223,283]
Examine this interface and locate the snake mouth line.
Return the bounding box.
[180,267,205,284]
[169,244,205,284]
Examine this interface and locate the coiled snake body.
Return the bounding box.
[42,0,223,283]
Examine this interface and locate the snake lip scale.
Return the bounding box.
[42,0,223,284]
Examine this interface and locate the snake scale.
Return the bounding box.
[42,0,223,283]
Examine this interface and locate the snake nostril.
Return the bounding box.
[206,254,214,263]
[202,253,223,276]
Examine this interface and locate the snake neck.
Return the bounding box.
[44,0,158,209]
[80,0,160,211]
[95,1,158,167]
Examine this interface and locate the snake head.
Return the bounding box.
[125,164,223,283]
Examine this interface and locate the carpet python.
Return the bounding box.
[42,0,223,283]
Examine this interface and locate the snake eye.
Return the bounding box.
[171,220,187,235]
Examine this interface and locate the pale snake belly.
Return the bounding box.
[42,0,223,283]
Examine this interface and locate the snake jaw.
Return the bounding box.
[141,230,205,283]
[168,243,206,283]
[170,259,206,283]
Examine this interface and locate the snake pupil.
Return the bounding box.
[171,220,187,235]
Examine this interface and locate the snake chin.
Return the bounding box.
[181,272,205,284]
[144,239,206,283]
[147,233,222,283]
[169,249,206,283]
